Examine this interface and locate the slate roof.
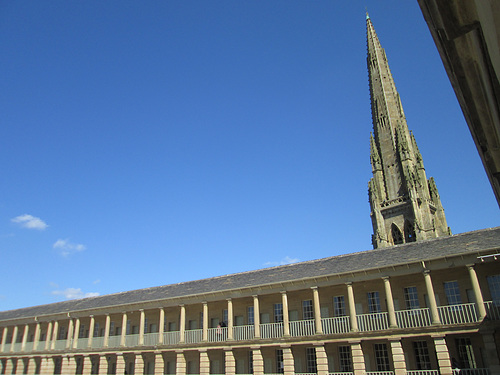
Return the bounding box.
[1,227,499,322]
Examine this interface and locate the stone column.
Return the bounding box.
[72,318,81,349]
[202,302,209,342]
[179,305,186,343]
[40,356,54,375]
[139,309,145,346]
[433,336,452,375]
[251,347,264,375]
[4,358,14,375]
[315,344,329,375]
[467,264,487,319]
[227,299,234,340]
[10,325,18,352]
[282,345,294,375]
[154,351,165,375]
[312,286,323,334]
[116,353,126,375]
[98,354,108,375]
[50,320,59,350]
[158,308,165,345]
[481,330,500,375]
[423,270,441,324]
[33,322,41,351]
[225,348,236,375]
[120,313,127,347]
[350,341,366,375]
[66,318,74,349]
[44,322,53,351]
[21,324,29,352]
[383,277,398,328]
[62,355,77,375]
[390,339,406,375]
[253,296,260,338]
[0,327,8,352]
[103,314,111,348]
[26,357,36,375]
[346,283,358,332]
[281,291,290,337]
[200,349,210,375]
[134,352,144,375]
[82,355,92,375]
[88,316,95,348]
[176,351,186,375]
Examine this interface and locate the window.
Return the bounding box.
[303,300,314,320]
[487,275,500,305]
[79,324,86,339]
[405,220,416,243]
[94,322,99,337]
[444,281,462,305]
[222,309,228,326]
[126,320,131,335]
[339,346,353,372]
[456,338,476,369]
[276,349,284,373]
[413,341,431,370]
[404,287,420,309]
[248,306,254,325]
[274,303,283,323]
[110,322,115,336]
[374,343,391,371]
[392,224,403,245]
[58,326,66,341]
[368,292,381,313]
[306,348,317,373]
[334,296,346,317]
[144,318,148,334]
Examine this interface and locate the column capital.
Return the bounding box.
[139,309,144,312]
[466,263,476,269]
[226,298,232,302]
[280,290,287,295]
[382,276,390,281]
[422,269,431,275]
[252,294,258,298]
[311,286,318,290]
[179,304,185,307]
[345,281,353,286]
[202,301,207,305]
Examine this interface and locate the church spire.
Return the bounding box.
[366,16,450,249]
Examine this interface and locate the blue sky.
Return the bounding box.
[1,1,498,312]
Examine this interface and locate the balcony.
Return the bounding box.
[2,301,497,354]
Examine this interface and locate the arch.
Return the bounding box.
[391,223,404,245]
[405,220,416,243]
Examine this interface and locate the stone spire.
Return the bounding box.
[366,16,450,249]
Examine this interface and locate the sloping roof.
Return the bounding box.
[1,227,499,321]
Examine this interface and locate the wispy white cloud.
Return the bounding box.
[53,239,86,256]
[264,256,300,267]
[51,287,99,300]
[11,214,48,230]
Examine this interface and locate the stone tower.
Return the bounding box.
[366,15,450,249]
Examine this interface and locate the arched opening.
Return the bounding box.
[391,224,404,245]
[405,220,416,243]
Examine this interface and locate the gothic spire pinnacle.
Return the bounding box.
[366,16,450,249]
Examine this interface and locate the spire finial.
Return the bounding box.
[365,7,370,20]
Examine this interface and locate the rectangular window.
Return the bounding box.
[222,309,228,325]
[248,306,254,325]
[276,349,284,374]
[444,281,462,305]
[413,341,431,370]
[274,303,283,323]
[94,322,99,337]
[456,338,476,369]
[126,320,131,335]
[144,318,148,334]
[339,346,353,372]
[404,287,420,309]
[334,296,346,317]
[110,322,115,336]
[79,324,86,338]
[374,343,390,371]
[368,292,381,313]
[303,300,314,320]
[306,347,317,373]
[487,275,500,305]
[58,326,66,341]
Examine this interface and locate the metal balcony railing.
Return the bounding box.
[407,370,439,375]
[184,329,202,344]
[107,335,121,348]
[290,319,315,337]
[260,322,283,339]
[322,316,350,334]
[207,327,227,342]
[438,303,478,325]
[484,301,500,320]
[163,331,180,345]
[357,312,389,331]
[395,308,432,328]
[233,325,254,341]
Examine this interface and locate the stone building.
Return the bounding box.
[1,14,499,375]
